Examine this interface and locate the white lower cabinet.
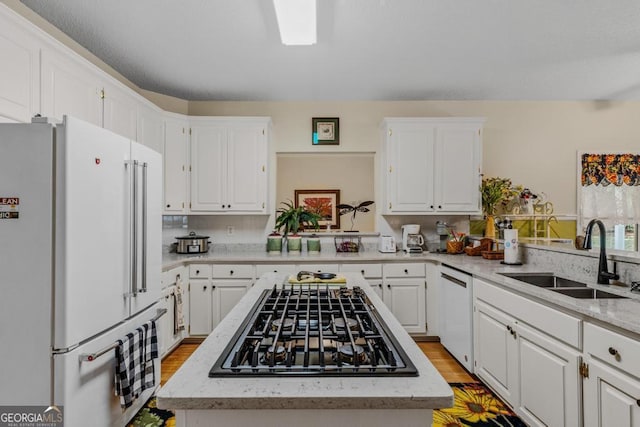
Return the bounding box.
[340,263,383,300]
[159,266,188,357]
[382,263,426,334]
[474,278,581,427]
[188,264,253,336]
[583,322,640,427]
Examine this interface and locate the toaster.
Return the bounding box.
[378,235,397,253]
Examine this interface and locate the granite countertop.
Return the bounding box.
[162,244,640,336]
[156,272,454,410]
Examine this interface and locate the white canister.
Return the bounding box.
[503,229,519,264]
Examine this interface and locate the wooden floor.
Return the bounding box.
[161,341,476,385]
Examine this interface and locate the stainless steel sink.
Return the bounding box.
[498,272,588,288]
[498,272,628,299]
[549,288,627,299]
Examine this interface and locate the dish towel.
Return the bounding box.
[174,278,185,334]
[114,320,158,409]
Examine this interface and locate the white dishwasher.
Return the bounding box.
[439,264,474,372]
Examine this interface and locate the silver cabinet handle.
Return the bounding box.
[441,272,467,288]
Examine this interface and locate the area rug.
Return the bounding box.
[128,397,174,427]
[434,383,528,427]
[130,383,527,427]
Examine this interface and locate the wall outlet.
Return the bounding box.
[226,226,235,236]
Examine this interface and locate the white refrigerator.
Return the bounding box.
[0,116,162,426]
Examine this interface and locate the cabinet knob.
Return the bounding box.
[361,270,365,274]
[438,205,442,209]
[203,285,207,291]
[378,284,382,288]
[430,205,434,209]
[166,204,171,208]
[387,284,391,288]
[230,270,234,275]
[196,270,200,275]
[404,269,408,274]
[608,347,621,361]
[212,285,216,289]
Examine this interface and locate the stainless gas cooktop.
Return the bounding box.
[209,282,418,377]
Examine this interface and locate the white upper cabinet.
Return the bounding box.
[136,102,164,154]
[381,118,483,214]
[40,49,102,127]
[163,115,189,214]
[190,118,269,214]
[102,80,138,141]
[0,6,39,122]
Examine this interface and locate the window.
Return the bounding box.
[578,153,640,254]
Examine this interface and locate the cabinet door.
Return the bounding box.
[516,322,581,427]
[226,124,267,212]
[190,124,227,211]
[584,358,640,427]
[383,279,425,333]
[163,117,189,213]
[386,123,435,212]
[0,11,39,122]
[189,279,212,336]
[136,103,164,154]
[40,49,102,126]
[435,125,481,212]
[212,281,250,329]
[102,81,137,140]
[474,300,518,406]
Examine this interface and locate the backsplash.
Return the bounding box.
[521,244,640,285]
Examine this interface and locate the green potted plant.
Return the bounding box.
[274,200,321,253]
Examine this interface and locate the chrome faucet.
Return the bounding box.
[582,219,620,285]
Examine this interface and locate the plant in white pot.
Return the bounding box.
[274,200,321,253]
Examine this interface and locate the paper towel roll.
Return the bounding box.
[503,229,519,264]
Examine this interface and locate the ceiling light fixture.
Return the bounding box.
[273,0,317,46]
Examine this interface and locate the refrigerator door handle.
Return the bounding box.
[131,160,139,297]
[141,162,148,293]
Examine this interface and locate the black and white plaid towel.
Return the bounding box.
[114,320,158,409]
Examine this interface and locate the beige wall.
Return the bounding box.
[276,153,375,232]
[189,100,640,215]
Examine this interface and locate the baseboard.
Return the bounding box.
[411,334,440,342]
[181,336,206,344]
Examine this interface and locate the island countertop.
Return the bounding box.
[156,272,453,411]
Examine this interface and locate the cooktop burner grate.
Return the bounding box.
[208,282,418,377]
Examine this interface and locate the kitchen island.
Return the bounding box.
[157,272,453,427]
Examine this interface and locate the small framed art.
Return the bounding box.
[312,117,339,145]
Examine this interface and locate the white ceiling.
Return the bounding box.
[19,0,640,101]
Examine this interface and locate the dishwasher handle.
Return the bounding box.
[441,272,468,288]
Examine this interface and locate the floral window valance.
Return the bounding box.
[581,153,640,187]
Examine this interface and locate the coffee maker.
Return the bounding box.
[435,221,449,253]
[401,224,424,253]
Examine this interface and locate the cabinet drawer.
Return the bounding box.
[474,278,581,348]
[189,264,211,279]
[384,263,425,278]
[255,264,297,277]
[585,322,640,379]
[296,264,339,274]
[212,264,254,279]
[340,263,382,278]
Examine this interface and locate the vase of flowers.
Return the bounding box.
[481,177,520,238]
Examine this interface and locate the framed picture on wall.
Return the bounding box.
[312,118,339,145]
[295,189,341,229]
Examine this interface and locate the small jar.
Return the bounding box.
[266,232,282,253]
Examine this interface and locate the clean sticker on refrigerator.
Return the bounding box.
[0,197,19,219]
